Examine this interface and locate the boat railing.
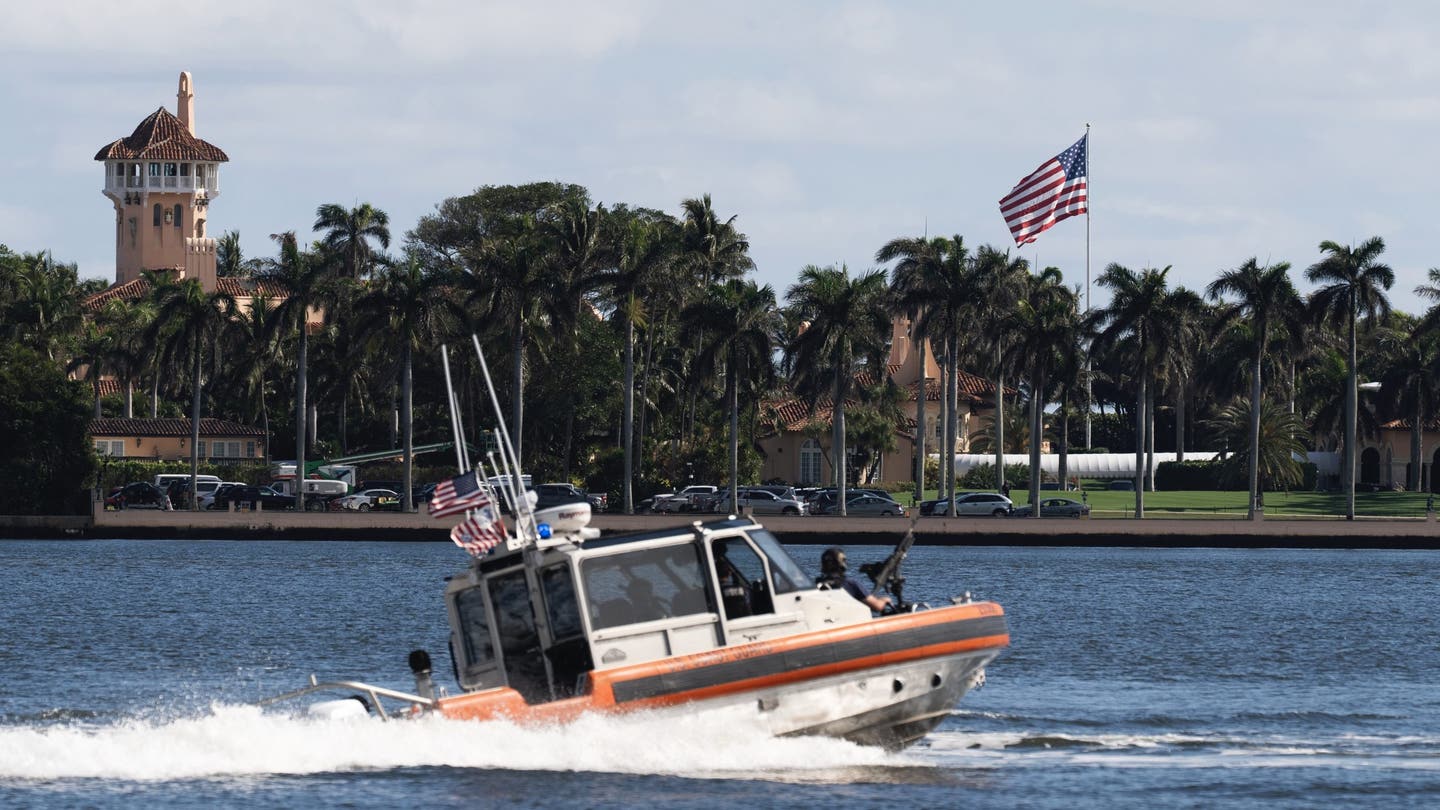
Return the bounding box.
[255,674,436,720]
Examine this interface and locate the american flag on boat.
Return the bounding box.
[998,133,1088,245]
[429,470,490,518]
[450,506,507,556]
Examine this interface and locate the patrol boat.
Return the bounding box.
[260,343,1008,750]
[264,501,1008,750]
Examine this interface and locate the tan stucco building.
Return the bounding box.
[95,72,227,291]
[91,417,266,462]
[1359,419,1440,492]
[756,318,999,486]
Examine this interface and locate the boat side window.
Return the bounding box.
[454,585,495,670]
[582,543,709,630]
[744,529,807,594]
[712,537,774,617]
[540,563,583,640]
[487,569,549,702]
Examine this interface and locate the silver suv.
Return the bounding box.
[711,487,807,516]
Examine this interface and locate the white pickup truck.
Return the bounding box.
[654,485,718,513]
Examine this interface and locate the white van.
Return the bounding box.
[154,473,222,492]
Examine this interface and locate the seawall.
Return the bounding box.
[4,508,1440,548]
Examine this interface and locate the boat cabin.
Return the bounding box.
[444,517,871,704]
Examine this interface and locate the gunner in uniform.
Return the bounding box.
[816,547,892,613]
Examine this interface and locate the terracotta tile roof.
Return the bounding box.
[90,417,265,437]
[82,277,292,312]
[98,379,122,397]
[94,107,229,162]
[1380,417,1440,432]
[217,277,289,299]
[82,278,152,311]
[905,370,1008,405]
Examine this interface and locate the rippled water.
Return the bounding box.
[1,539,1437,808]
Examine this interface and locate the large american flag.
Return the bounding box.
[998,134,1088,246]
[450,506,507,556]
[429,470,490,518]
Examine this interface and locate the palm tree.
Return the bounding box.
[225,294,284,465]
[680,195,755,286]
[1371,318,1439,493]
[1207,398,1310,496]
[145,278,236,509]
[1207,259,1303,518]
[682,280,780,511]
[972,245,1028,492]
[66,319,117,417]
[217,231,248,277]
[878,235,949,504]
[1004,267,1079,515]
[313,202,391,279]
[786,265,891,515]
[11,251,83,361]
[600,218,676,512]
[1091,264,1175,518]
[258,231,336,511]
[1306,237,1393,520]
[360,256,453,511]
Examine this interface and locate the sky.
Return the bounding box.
[5,1,1440,315]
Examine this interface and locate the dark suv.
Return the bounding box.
[533,483,606,512]
[210,485,295,511]
[106,482,168,510]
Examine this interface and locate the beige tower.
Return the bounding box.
[94,72,228,291]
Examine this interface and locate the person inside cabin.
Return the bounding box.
[816,547,892,613]
[625,576,668,622]
[712,541,752,619]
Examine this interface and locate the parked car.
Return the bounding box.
[534,483,605,512]
[333,488,400,512]
[210,485,295,511]
[929,492,1014,517]
[1108,480,1135,491]
[711,487,807,515]
[197,481,245,510]
[106,481,168,510]
[635,493,671,514]
[816,493,907,516]
[655,485,718,513]
[1010,496,1091,518]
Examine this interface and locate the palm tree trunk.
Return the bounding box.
[1135,365,1146,518]
[1059,405,1070,491]
[295,328,308,512]
[189,342,202,511]
[512,314,525,469]
[402,342,413,513]
[834,370,847,516]
[1345,309,1357,520]
[727,358,739,512]
[1248,349,1263,519]
[637,326,656,479]
[339,390,348,457]
[994,344,1005,491]
[124,382,134,418]
[940,343,951,501]
[150,375,159,418]
[1146,384,1156,492]
[93,377,102,418]
[623,313,635,513]
[950,333,961,502]
[1175,381,1186,462]
[914,339,926,504]
[1029,367,1044,518]
[1409,396,1421,492]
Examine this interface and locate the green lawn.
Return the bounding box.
[904,486,1436,519]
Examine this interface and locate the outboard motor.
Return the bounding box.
[409,649,435,702]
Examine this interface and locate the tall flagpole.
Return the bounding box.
[1084,122,1093,450]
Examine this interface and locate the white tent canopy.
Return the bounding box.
[945,451,1332,480]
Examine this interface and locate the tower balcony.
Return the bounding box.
[103,161,220,196]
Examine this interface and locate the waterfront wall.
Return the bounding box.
[3,507,1440,548]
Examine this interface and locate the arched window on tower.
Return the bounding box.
[173,204,182,229]
[153,204,162,227]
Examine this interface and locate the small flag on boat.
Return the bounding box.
[998,133,1088,246]
[429,470,490,518]
[450,506,506,556]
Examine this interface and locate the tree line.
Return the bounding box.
[1,181,1434,518]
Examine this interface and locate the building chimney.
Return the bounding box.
[177,71,195,135]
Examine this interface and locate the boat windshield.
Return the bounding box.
[582,543,711,630]
[745,529,809,594]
